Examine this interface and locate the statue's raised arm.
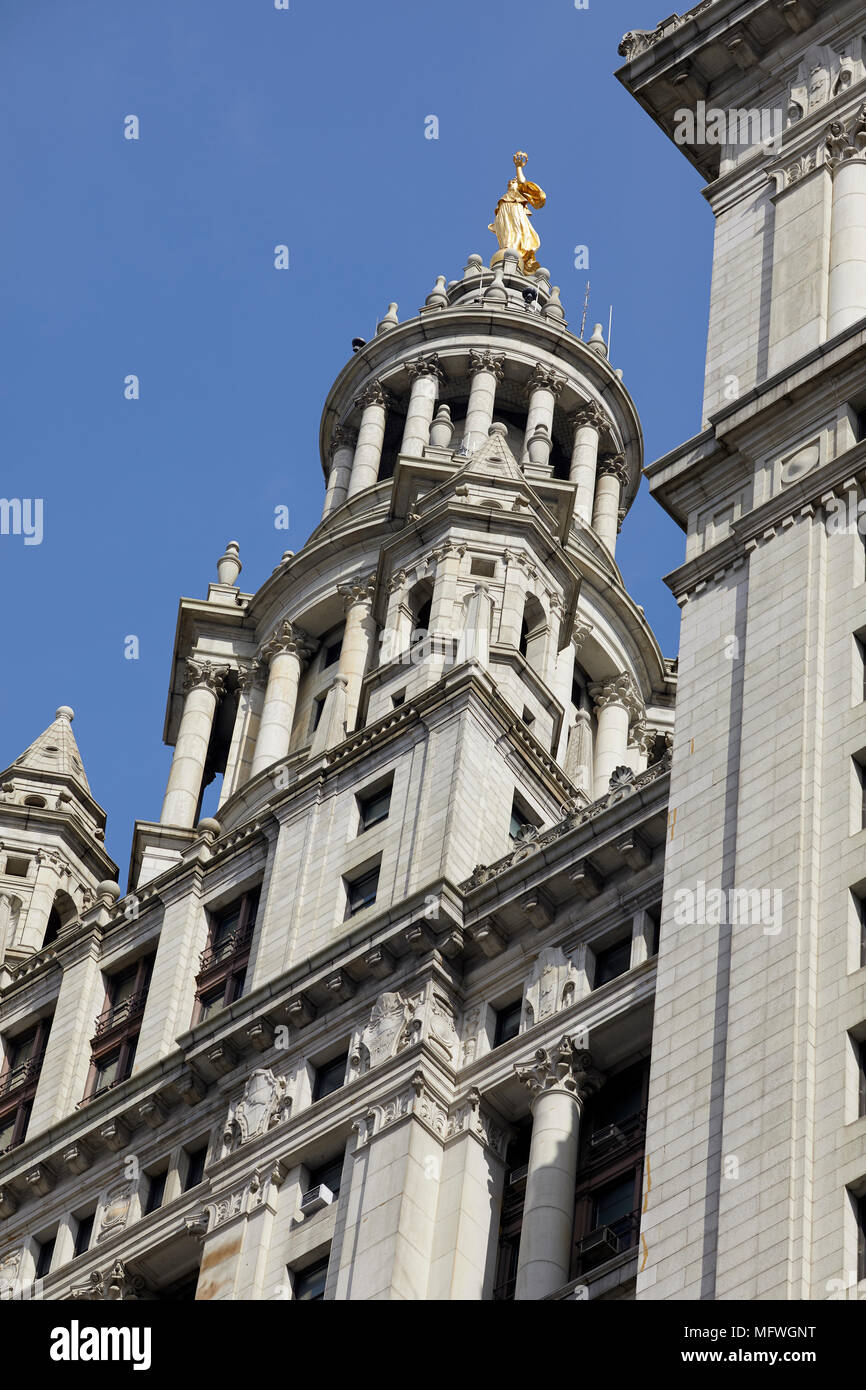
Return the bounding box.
[489,151,547,275]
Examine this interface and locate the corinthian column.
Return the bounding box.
[220,662,267,805]
[592,453,628,555]
[347,381,390,497]
[514,1036,604,1301]
[522,363,565,467]
[463,350,505,451]
[589,673,642,799]
[161,659,229,827]
[335,573,379,732]
[401,356,443,457]
[569,402,606,523]
[322,426,357,519]
[250,623,313,777]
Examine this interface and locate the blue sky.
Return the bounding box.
[0,0,711,878]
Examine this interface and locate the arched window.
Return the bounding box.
[519,594,547,672]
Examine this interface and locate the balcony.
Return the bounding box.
[0,1052,44,1100]
[92,989,148,1040]
[198,922,253,975]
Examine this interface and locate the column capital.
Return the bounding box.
[337,572,377,610]
[597,452,629,486]
[571,400,607,432]
[259,621,315,667]
[406,353,444,383]
[330,424,357,455]
[445,1087,509,1160]
[825,107,866,169]
[468,348,505,381]
[515,1035,604,1102]
[588,671,643,719]
[237,660,268,694]
[69,1258,150,1302]
[527,362,566,397]
[183,658,230,697]
[354,378,391,411]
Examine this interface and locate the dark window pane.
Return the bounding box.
[313,1053,347,1101]
[595,938,632,987]
[36,1236,55,1280]
[308,1154,344,1198]
[593,1176,635,1231]
[494,1000,522,1048]
[346,866,379,916]
[359,786,391,832]
[93,1051,121,1094]
[294,1258,329,1301]
[74,1213,94,1258]
[184,1145,208,1191]
[144,1170,167,1215]
[323,639,343,668]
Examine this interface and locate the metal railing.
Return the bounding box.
[92,989,148,1039]
[198,921,254,973]
[0,1052,44,1100]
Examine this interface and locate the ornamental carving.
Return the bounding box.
[459,750,671,892]
[330,424,357,454]
[0,1247,23,1300]
[468,349,506,381]
[354,379,390,411]
[259,621,315,667]
[618,2,713,61]
[208,1164,285,1229]
[446,1087,509,1159]
[237,660,267,694]
[428,990,460,1061]
[353,1070,449,1148]
[182,658,229,697]
[825,106,866,169]
[597,452,629,486]
[783,151,815,186]
[96,1180,134,1243]
[222,1068,293,1155]
[515,1036,604,1101]
[337,572,377,610]
[407,353,444,382]
[788,42,863,125]
[571,401,607,433]
[589,672,643,720]
[528,363,566,397]
[348,991,418,1078]
[523,946,581,1030]
[68,1260,148,1302]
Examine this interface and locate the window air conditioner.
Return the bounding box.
[299,1184,334,1214]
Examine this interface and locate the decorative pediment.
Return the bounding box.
[222,1068,292,1156]
[459,423,525,484]
[788,41,864,124]
[349,990,420,1077]
[523,946,582,1030]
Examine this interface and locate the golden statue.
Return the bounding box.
[489,151,546,275]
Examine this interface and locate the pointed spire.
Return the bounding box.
[5,706,90,792]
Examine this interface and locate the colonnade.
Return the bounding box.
[320,354,629,555]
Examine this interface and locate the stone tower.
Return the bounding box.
[618,0,866,1300]
[0,226,674,1298]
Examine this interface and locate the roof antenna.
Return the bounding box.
[580,281,591,340]
[607,304,614,360]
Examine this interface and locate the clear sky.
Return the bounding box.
[0,0,712,879]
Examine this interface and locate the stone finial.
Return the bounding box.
[216,541,242,586]
[544,285,566,322]
[483,263,508,306]
[196,817,221,843]
[95,881,121,906]
[463,253,484,277]
[587,322,608,357]
[423,275,448,310]
[430,403,454,449]
[376,302,399,334]
[55,706,74,722]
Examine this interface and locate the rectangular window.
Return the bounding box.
[509,794,539,843]
[311,693,327,732]
[35,1235,55,1280]
[391,690,406,708]
[859,1039,866,1120]
[322,637,343,668]
[4,855,30,878]
[857,635,866,703]
[313,1052,348,1102]
[494,999,523,1048]
[470,556,496,579]
[193,887,260,1024]
[144,1169,167,1215]
[853,890,866,970]
[184,1144,208,1192]
[594,937,632,987]
[345,864,379,918]
[857,757,866,831]
[73,1213,94,1259]
[308,1154,344,1200]
[0,1018,51,1151]
[293,1256,329,1301]
[857,1192,866,1283]
[358,780,392,832]
[646,904,662,957]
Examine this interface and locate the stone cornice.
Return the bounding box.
[665,437,866,601]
